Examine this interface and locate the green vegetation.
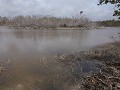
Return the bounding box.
[97,19,120,27]
[98,0,120,19]
[0,16,9,26]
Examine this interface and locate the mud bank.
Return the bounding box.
[57,42,120,90]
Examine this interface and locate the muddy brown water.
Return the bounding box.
[0,26,119,90]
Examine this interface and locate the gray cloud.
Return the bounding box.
[0,0,117,20]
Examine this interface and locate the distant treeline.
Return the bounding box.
[97,20,120,27]
[0,15,92,29]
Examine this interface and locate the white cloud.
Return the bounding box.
[0,0,117,20]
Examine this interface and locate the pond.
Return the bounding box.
[0,27,119,90]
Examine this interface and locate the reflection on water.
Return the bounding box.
[0,27,119,56]
[0,29,89,56]
[0,27,119,90]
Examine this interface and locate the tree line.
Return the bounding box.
[97,19,120,27]
[0,14,92,29]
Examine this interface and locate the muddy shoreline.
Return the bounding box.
[81,42,120,90]
[6,25,102,30]
[56,41,120,89]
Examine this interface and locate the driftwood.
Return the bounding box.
[0,66,5,74]
[82,66,120,90]
[80,42,120,90]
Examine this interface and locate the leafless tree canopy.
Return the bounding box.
[0,14,92,29]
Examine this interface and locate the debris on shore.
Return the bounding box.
[56,42,120,90]
[0,61,5,74]
[81,42,120,90]
[82,66,120,90]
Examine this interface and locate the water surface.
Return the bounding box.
[0,27,119,55]
[0,27,119,90]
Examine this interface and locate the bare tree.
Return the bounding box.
[0,13,92,29]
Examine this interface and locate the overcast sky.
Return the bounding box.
[0,0,117,20]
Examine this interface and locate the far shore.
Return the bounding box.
[0,25,109,30]
[1,25,119,31]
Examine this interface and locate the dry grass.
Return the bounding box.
[56,42,120,90]
[80,42,120,90]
